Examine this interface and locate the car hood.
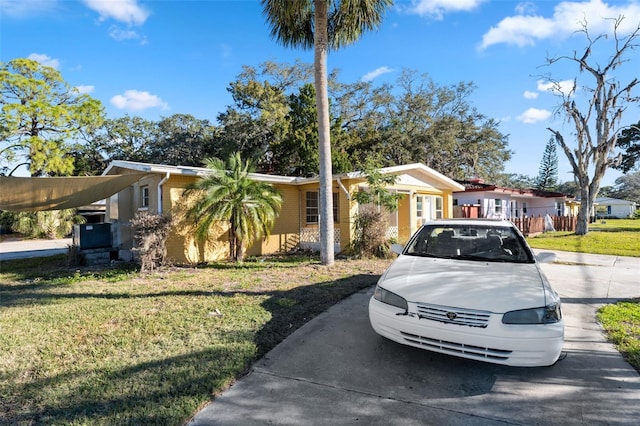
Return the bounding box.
[379,255,547,313]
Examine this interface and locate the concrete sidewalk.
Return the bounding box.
[189,251,640,426]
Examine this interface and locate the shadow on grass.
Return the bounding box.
[1,256,381,425]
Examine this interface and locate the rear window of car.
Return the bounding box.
[404,224,534,263]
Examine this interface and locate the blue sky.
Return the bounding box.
[2,0,639,185]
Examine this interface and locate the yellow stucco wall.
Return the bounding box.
[108,166,459,264]
[247,184,302,257]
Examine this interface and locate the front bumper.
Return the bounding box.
[369,297,564,367]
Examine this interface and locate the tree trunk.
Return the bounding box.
[314,0,334,266]
[576,187,590,235]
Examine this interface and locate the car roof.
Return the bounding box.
[422,219,515,228]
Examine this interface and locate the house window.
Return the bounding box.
[305,191,338,224]
[416,195,442,220]
[510,200,518,218]
[522,202,527,214]
[435,196,443,219]
[494,199,502,214]
[140,185,150,208]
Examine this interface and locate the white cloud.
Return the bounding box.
[110,90,169,111]
[514,2,537,16]
[27,53,60,69]
[517,108,552,124]
[537,79,575,97]
[83,0,150,25]
[362,66,394,82]
[480,0,640,50]
[75,85,95,94]
[0,0,57,17]
[406,0,486,19]
[523,90,538,99]
[108,26,147,44]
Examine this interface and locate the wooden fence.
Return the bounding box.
[510,215,577,236]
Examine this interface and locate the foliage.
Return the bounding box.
[6,209,85,238]
[351,204,393,258]
[554,180,580,197]
[493,173,535,189]
[597,300,640,372]
[610,170,640,204]
[534,137,558,191]
[131,212,172,273]
[351,158,400,211]
[332,70,511,181]
[151,114,219,166]
[0,58,105,176]
[545,17,640,235]
[615,119,640,173]
[184,153,282,262]
[0,254,391,425]
[88,115,159,164]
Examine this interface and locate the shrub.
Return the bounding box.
[352,205,393,259]
[131,212,172,273]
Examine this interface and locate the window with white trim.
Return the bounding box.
[305,191,338,224]
[140,185,150,208]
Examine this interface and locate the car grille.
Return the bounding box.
[400,331,512,361]
[415,303,491,328]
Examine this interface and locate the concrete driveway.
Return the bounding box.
[189,251,640,426]
[0,238,72,261]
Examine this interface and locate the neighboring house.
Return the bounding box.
[594,197,638,218]
[102,161,465,264]
[453,179,576,219]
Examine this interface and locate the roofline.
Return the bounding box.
[103,160,298,184]
[103,160,465,190]
[455,180,575,199]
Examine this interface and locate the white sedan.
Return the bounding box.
[369,219,564,367]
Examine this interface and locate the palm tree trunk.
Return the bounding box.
[314,0,334,266]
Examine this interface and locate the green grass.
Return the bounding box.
[597,299,640,373]
[0,254,392,425]
[526,219,640,257]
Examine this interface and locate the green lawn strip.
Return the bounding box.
[597,299,640,373]
[0,255,391,425]
[526,220,640,257]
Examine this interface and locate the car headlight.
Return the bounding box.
[502,303,562,324]
[373,285,408,311]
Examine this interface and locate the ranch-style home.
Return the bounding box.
[102,161,465,264]
[453,179,578,219]
[594,197,638,219]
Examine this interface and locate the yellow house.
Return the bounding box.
[103,160,465,264]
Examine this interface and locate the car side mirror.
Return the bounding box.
[536,252,557,263]
[391,243,404,255]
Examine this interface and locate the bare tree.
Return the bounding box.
[545,16,640,235]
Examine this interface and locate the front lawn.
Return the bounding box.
[526,219,640,257]
[0,255,391,425]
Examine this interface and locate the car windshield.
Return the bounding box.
[404,224,534,263]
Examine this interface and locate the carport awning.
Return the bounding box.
[0,174,144,211]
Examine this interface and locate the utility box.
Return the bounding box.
[73,223,112,250]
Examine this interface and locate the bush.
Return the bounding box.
[2,209,85,238]
[352,205,393,259]
[131,212,172,273]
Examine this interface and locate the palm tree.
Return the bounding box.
[185,152,282,262]
[261,0,393,266]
